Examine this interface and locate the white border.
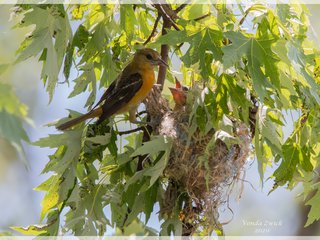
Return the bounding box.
[1,237,320,239]
[0,0,314,4]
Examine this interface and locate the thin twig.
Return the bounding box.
[143,14,161,45]
[157,44,169,88]
[239,177,257,192]
[175,3,189,13]
[118,126,146,136]
[156,16,170,88]
[193,12,211,21]
[176,42,184,51]
[156,4,180,31]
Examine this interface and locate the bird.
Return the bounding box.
[168,78,188,111]
[56,48,168,131]
[143,77,189,129]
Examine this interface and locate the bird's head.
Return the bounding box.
[169,78,188,110]
[134,48,168,68]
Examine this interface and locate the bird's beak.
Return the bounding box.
[157,57,169,67]
[169,87,187,106]
[169,87,178,94]
[175,77,182,89]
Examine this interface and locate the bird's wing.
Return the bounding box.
[91,78,117,110]
[91,62,133,110]
[96,72,143,124]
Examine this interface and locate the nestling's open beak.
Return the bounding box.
[169,87,187,106]
[169,87,178,94]
[157,57,169,67]
[175,77,182,89]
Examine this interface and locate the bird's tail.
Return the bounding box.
[56,108,102,131]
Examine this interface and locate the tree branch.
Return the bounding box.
[118,126,146,136]
[175,1,190,13]
[155,4,180,31]
[143,14,161,45]
[137,4,175,172]
[193,12,211,21]
[157,44,169,89]
[155,6,172,89]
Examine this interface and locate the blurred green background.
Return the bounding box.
[0,4,319,236]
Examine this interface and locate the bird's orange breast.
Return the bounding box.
[120,68,155,112]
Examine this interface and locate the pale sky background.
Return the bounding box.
[0,4,319,236]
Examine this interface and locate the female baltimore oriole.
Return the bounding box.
[57,48,168,131]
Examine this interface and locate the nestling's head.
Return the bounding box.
[169,78,188,110]
[134,48,168,68]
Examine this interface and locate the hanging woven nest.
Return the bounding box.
[144,85,252,235]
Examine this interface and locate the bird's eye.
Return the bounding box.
[182,86,189,91]
[146,54,153,60]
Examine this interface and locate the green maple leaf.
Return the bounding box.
[68,63,97,108]
[182,28,222,79]
[154,27,222,79]
[223,31,279,101]
[11,224,48,236]
[15,6,71,101]
[214,74,250,121]
[120,5,137,43]
[0,98,29,164]
[273,140,312,186]
[34,129,82,174]
[305,188,320,226]
[287,41,320,105]
[127,136,172,188]
[71,5,89,20]
[255,106,283,183]
[63,24,89,80]
[34,174,60,221]
[152,29,188,46]
[0,82,28,117]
